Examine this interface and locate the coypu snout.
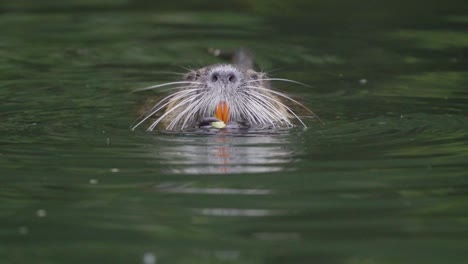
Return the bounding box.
[209,66,240,85]
[206,65,242,91]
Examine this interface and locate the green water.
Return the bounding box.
[1,1,467,263]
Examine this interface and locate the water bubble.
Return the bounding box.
[89,179,99,185]
[18,226,29,235]
[110,168,120,173]
[142,252,157,264]
[359,79,368,85]
[36,209,47,218]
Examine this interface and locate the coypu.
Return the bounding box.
[132,48,322,131]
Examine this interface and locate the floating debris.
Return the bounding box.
[36,209,47,218]
[89,179,99,185]
[142,252,157,264]
[211,121,226,129]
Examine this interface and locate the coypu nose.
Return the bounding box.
[210,70,238,84]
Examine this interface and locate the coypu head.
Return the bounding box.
[132,50,322,131]
[175,64,295,129]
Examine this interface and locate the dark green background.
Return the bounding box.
[1,1,467,263]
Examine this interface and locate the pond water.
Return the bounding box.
[1,1,467,263]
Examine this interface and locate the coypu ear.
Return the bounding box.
[246,69,259,80]
[257,72,267,80]
[246,70,267,83]
[247,69,267,77]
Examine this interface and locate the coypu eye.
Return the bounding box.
[247,70,260,80]
[186,71,201,81]
[185,74,194,81]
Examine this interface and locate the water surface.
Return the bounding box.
[1,1,467,263]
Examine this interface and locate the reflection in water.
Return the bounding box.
[157,182,272,195]
[151,131,298,174]
[253,232,301,241]
[147,132,296,249]
[196,250,240,262]
[193,208,285,217]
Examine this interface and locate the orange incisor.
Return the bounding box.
[215,101,230,123]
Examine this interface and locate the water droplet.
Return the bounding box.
[89,179,99,185]
[142,252,157,264]
[36,209,47,218]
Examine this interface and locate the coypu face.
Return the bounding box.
[185,65,265,94]
[183,65,273,125]
[133,64,317,131]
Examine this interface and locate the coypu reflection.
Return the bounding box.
[132,48,322,131]
[152,132,295,175]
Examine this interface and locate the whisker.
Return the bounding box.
[242,94,279,126]
[245,91,294,127]
[148,94,202,131]
[158,94,203,130]
[245,100,271,125]
[132,81,202,93]
[167,95,207,130]
[176,65,194,72]
[157,86,202,93]
[244,94,284,125]
[246,85,324,125]
[180,96,212,129]
[140,88,199,116]
[237,99,257,125]
[245,78,311,88]
[247,89,307,128]
[150,71,186,76]
[132,99,174,131]
[165,94,207,130]
[248,91,293,126]
[132,89,197,130]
